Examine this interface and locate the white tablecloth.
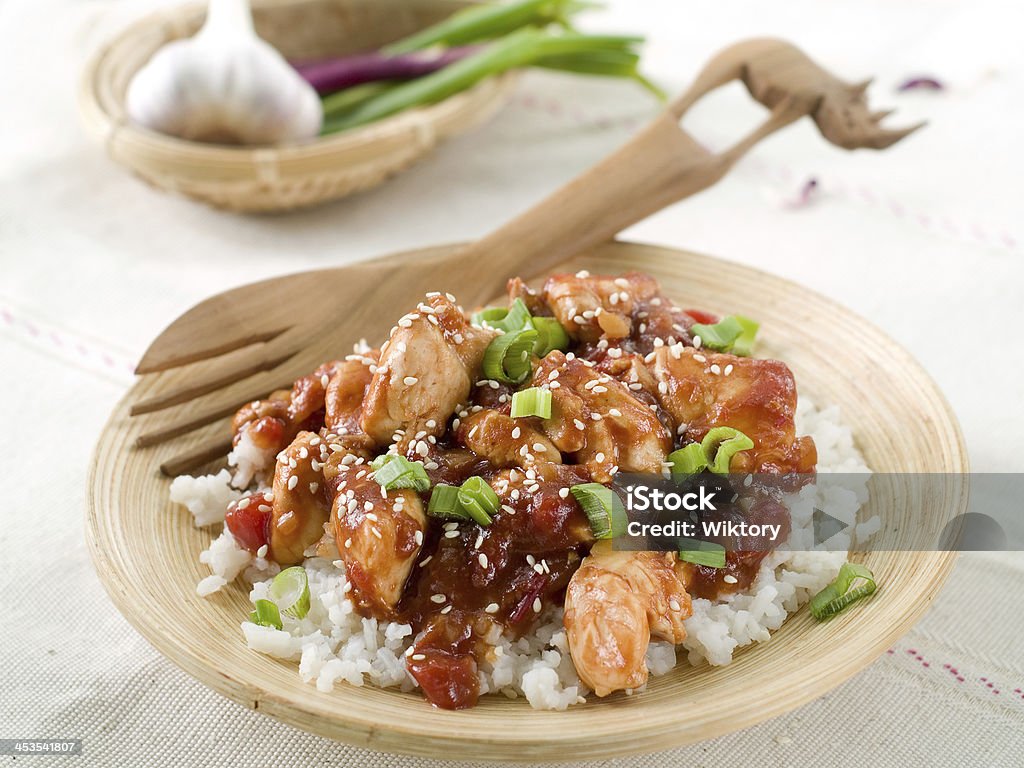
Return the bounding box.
[2,0,1023,765]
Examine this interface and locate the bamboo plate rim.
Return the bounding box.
[87,241,967,762]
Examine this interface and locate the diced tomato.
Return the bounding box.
[248,416,286,451]
[407,649,480,709]
[685,308,719,325]
[224,492,272,552]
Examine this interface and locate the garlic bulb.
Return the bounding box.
[126,0,322,145]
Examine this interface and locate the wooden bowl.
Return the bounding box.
[87,241,967,761]
[79,0,517,212]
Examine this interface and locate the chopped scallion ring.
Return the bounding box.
[427,483,470,521]
[268,566,310,619]
[249,598,283,630]
[690,314,759,356]
[510,387,552,419]
[457,476,500,526]
[677,538,727,568]
[570,482,627,539]
[730,315,759,357]
[700,427,754,474]
[472,298,533,333]
[371,454,431,491]
[530,316,570,356]
[667,442,707,476]
[809,562,877,620]
[482,328,538,384]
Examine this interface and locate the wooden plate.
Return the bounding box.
[87,241,967,761]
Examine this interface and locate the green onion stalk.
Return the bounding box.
[322,29,658,133]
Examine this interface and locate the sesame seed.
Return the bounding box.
[658,381,668,395]
[533,598,542,613]
[412,653,427,661]
[430,594,447,604]
[257,544,268,558]
[511,426,521,439]
[414,530,423,546]
[724,364,734,376]
[419,556,432,567]
[595,452,605,463]
[693,354,706,363]
[573,419,586,430]
[478,553,489,568]
[364,501,374,511]
[440,605,453,614]
[669,599,681,611]
[445,530,460,539]
[485,602,499,614]
[403,376,418,385]
[558,488,569,499]
[723,575,738,584]
[533,442,546,452]
[693,335,703,349]
[287,475,298,490]
[533,563,544,574]
[309,482,319,494]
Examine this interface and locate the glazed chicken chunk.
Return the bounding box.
[267,431,331,565]
[361,294,495,446]
[455,409,561,468]
[541,271,696,351]
[564,543,691,697]
[532,351,671,482]
[325,349,379,436]
[647,346,816,474]
[329,456,427,616]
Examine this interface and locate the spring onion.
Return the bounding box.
[482,328,538,384]
[809,562,877,620]
[371,454,431,492]
[427,483,470,521]
[677,538,727,569]
[383,0,580,55]
[701,427,754,474]
[570,482,627,539]
[249,599,283,630]
[457,476,500,526]
[510,387,553,419]
[690,314,759,356]
[530,316,570,356]
[667,442,708,477]
[322,29,651,132]
[473,298,534,333]
[268,566,311,619]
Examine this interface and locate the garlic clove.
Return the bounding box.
[125,0,323,146]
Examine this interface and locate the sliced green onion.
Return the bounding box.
[809,562,877,620]
[457,476,500,526]
[690,316,744,351]
[677,538,727,568]
[248,598,283,630]
[510,387,553,419]
[473,298,534,333]
[729,315,760,357]
[667,442,707,476]
[482,328,538,384]
[268,566,310,619]
[427,484,470,521]
[700,427,754,474]
[570,482,627,539]
[370,454,431,492]
[530,316,570,356]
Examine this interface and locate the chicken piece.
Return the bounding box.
[361,294,495,446]
[229,359,346,485]
[532,351,671,482]
[330,457,427,617]
[647,346,817,474]
[455,409,562,468]
[325,349,379,435]
[541,271,697,349]
[268,431,331,565]
[564,543,691,697]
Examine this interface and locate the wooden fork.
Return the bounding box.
[129,38,923,476]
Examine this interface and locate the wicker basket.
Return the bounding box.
[79,0,517,212]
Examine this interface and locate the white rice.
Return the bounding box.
[172,398,870,709]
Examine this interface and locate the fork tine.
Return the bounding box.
[130,330,303,415]
[136,324,291,374]
[161,437,234,477]
[135,372,296,448]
